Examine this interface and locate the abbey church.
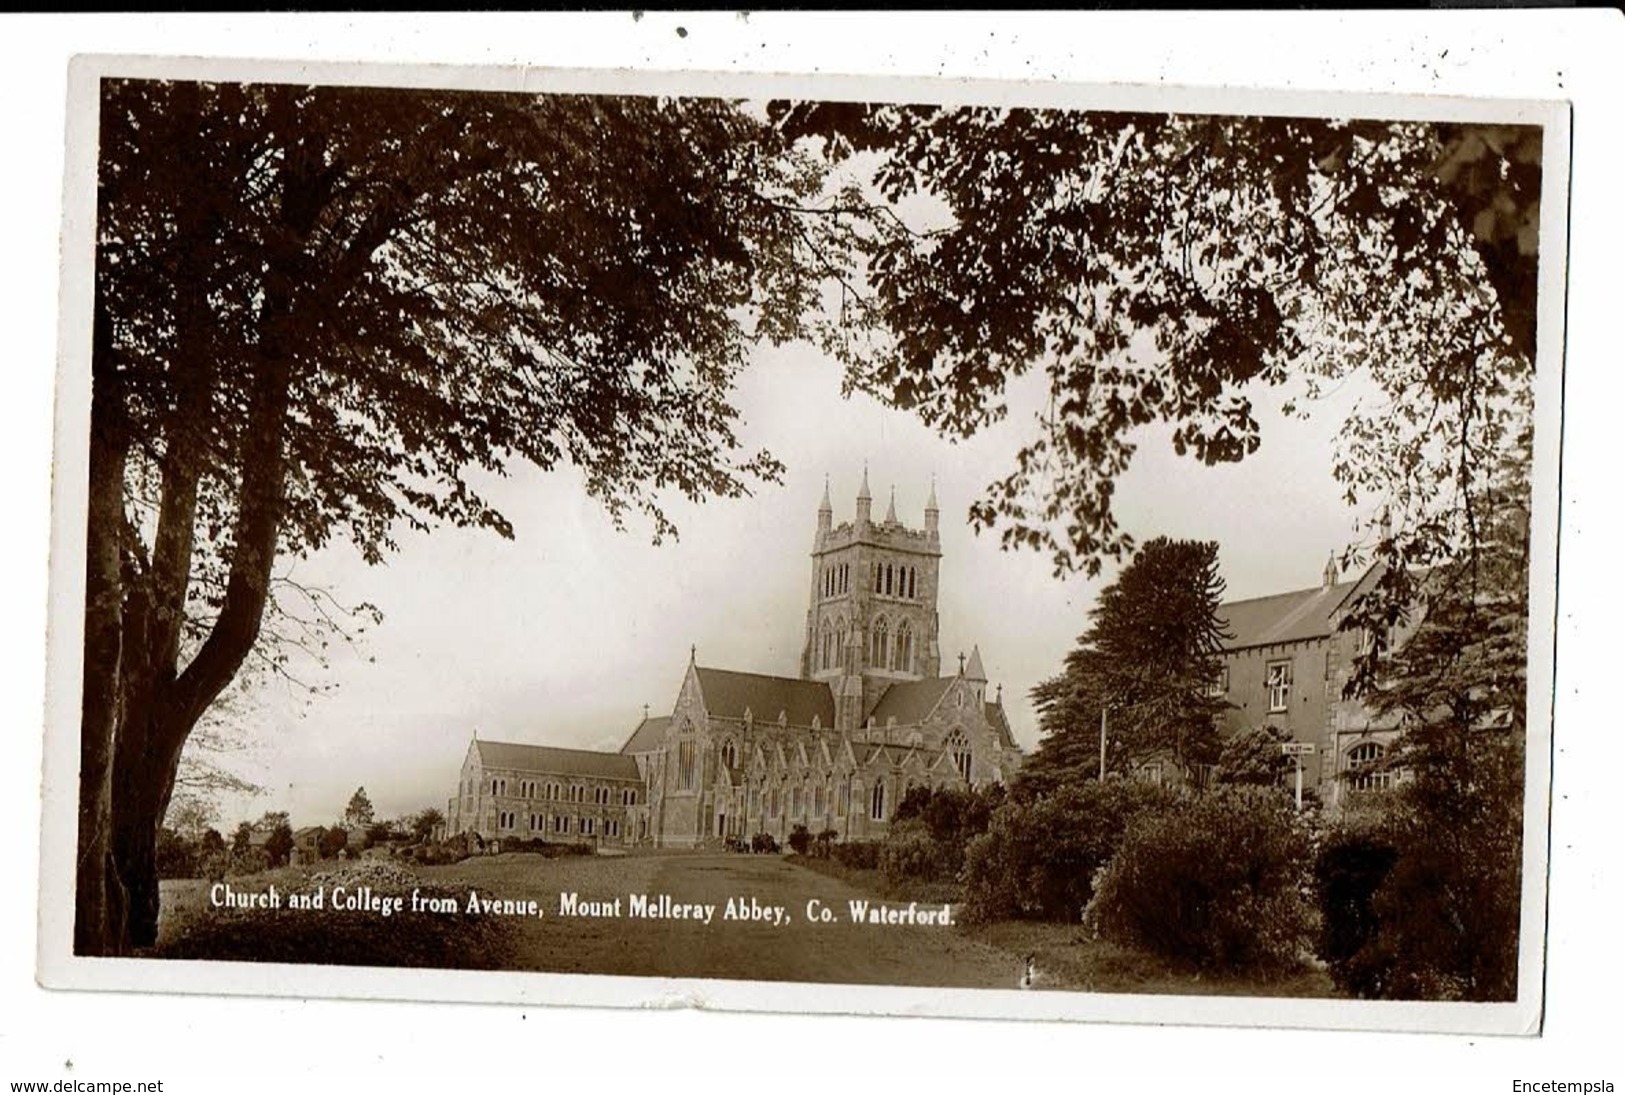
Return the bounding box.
[443,472,1026,849]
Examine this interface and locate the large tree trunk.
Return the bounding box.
[76,405,130,956]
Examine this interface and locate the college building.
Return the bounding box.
[1206,556,1413,805]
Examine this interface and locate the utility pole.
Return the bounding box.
[1099,706,1109,782]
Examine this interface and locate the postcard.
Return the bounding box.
[37,53,1567,1035]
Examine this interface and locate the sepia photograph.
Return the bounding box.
[38,53,1566,1035]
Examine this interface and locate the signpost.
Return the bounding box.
[1280,742,1316,812]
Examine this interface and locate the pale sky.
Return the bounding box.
[197,336,1368,831]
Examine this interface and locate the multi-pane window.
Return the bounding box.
[623,788,637,806]
[1347,742,1394,792]
[581,818,595,836]
[1208,665,1230,698]
[1266,661,1292,712]
[870,782,886,821]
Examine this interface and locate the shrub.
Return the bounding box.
[788,824,812,855]
[829,840,881,871]
[486,838,594,857]
[155,827,199,879]
[879,819,941,883]
[1086,793,1313,973]
[1312,824,1400,997]
[1314,797,1521,1001]
[814,829,839,858]
[198,850,232,882]
[318,826,349,859]
[226,848,271,877]
[961,780,1172,924]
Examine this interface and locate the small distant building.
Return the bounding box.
[291,826,324,865]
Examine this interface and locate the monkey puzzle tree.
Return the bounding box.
[1024,537,1229,793]
[79,79,856,954]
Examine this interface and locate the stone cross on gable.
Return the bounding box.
[958,652,966,675]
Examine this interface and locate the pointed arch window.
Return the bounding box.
[870,781,887,821]
[677,737,697,791]
[885,564,894,596]
[871,619,889,667]
[908,567,917,599]
[949,732,972,782]
[893,623,913,672]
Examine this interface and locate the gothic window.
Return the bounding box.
[949,733,972,782]
[893,624,913,672]
[623,788,637,806]
[820,622,833,670]
[871,781,887,821]
[871,619,889,667]
[874,564,883,594]
[769,787,780,817]
[840,563,848,592]
[678,738,697,790]
[721,740,738,769]
[910,567,917,599]
[885,563,894,596]
[814,783,826,816]
[791,786,802,816]
[838,778,849,817]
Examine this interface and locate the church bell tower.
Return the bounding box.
[801,472,943,730]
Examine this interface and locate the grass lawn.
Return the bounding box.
[148,851,1336,998]
[960,920,1335,998]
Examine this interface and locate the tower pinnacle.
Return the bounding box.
[885,486,898,525]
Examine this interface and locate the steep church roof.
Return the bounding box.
[1218,566,1378,651]
[473,739,640,781]
[619,715,671,755]
[983,701,1018,750]
[964,644,987,682]
[867,677,955,726]
[694,667,836,728]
